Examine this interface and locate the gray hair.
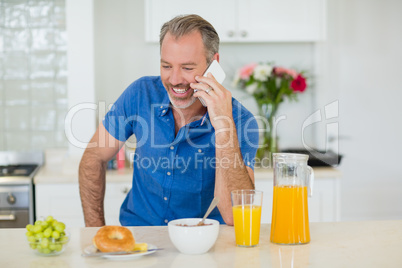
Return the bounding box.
[159,14,220,64]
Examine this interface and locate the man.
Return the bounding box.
[79,14,259,227]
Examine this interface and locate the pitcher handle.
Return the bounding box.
[307,166,314,197]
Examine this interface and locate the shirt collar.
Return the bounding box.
[200,112,208,126]
[189,111,210,128]
[158,104,169,117]
[158,79,171,117]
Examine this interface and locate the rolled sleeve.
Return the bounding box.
[102,84,139,142]
[233,101,259,170]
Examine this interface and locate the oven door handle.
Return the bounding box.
[0,214,16,221]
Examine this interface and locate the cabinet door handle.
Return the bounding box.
[240,31,248,37]
[227,30,235,37]
[7,193,16,204]
[122,187,130,194]
[0,214,16,221]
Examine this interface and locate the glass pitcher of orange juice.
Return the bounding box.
[270,153,314,245]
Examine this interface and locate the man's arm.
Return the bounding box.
[193,73,255,226]
[214,122,255,225]
[78,123,124,227]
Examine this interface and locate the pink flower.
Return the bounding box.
[290,74,307,92]
[239,63,257,80]
[274,66,298,79]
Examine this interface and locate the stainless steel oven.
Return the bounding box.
[0,151,43,228]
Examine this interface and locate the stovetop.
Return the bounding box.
[0,164,39,177]
[0,151,44,184]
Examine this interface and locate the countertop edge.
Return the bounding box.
[34,166,341,184]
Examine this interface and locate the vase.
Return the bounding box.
[256,103,278,167]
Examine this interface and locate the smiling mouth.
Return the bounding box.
[172,87,190,94]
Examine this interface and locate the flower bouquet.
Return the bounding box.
[234,62,308,164]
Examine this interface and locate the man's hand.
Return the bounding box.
[192,73,233,131]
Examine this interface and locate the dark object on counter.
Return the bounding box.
[107,157,117,170]
[280,148,342,167]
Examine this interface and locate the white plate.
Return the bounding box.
[83,243,158,260]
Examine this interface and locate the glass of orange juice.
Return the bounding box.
[231,189,263,247]
[270,153,314,245]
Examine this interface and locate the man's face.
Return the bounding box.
[160,31,209,109]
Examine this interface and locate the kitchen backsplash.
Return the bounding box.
[0,0,68,151]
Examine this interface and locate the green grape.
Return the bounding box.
[55,244,63,252]
[55,222,65,232]
[52,220,59,228]
[26,224,34,232]
[43,227,53,238]
[52,231,60,239]
[29,243,37,249]
[40,221,49,228]
[42,248,51,254]
[26,231,34,237]
[33,225,42,233]
[40,238,49,249]
[35,232,44,240]
[59,236,69,244]
[46,216,54,222]
[34,220,42,226]
[27,236,36,243]
[49,243,57,251]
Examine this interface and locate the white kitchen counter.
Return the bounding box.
[34,164,134,184]
[254,166,342,180]
[1,220,401,268]
[33,149,133,184]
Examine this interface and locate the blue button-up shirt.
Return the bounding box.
[103,76,259,226]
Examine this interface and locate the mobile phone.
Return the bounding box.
[203,60,226,83]
[196,60,226,106]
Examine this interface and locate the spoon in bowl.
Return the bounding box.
[197,196,220,226]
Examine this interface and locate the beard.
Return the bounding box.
[169,95,197,109]
[165,83,197,109]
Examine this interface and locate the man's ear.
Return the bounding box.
[213,53,220,62]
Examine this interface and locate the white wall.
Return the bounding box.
[94,0,159,112]
[66,0,96,157]
[317,0,402,220]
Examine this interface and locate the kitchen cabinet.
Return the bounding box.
[145,0,235,42]
[35,182,131,227]
[145,0,326,42]
[255,169,341,223]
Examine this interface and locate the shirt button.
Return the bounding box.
[247,161,251,165]
[170,146,174,150]
[164,197,168,201]
[160,106,163,109]
[162,109,166,113]
[164,219,168,223]
[167,118,170,121]
[167,172,171,175]
[198,149,202,153]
